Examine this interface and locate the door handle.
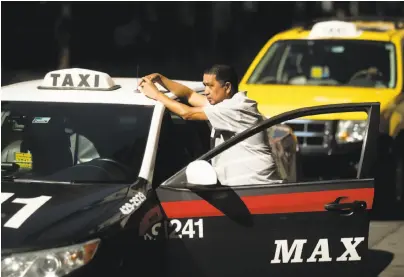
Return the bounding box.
[325,197,367,215]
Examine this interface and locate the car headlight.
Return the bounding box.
[336,120,367,144]
[1,239,100,277]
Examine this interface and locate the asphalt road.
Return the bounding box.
[368,220,404,277]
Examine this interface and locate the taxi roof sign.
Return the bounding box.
[38,68,121,91]
[308,20,362,39]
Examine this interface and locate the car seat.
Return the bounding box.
[21,117,73,176]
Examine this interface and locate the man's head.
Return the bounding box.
[203,64,239,105]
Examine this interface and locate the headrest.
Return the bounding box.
[23,116,70,151]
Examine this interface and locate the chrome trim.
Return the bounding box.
[283,119,332,148]
[293,131,324,137]
[285,119,327,124]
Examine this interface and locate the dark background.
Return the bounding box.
[2,1,404,86]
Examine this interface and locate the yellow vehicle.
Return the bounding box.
[239,17,404,207]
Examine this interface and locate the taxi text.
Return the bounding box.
[50,73,100,88]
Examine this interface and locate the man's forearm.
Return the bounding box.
[158,75,194,98]
[155,93,207,121]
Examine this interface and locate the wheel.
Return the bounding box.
[349,67,384,83]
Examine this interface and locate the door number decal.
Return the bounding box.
[144,218,204,240]
[1,192,52,229]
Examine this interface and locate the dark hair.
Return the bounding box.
[204,64,238,95]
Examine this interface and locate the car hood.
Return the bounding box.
[1,180,129,251]
[241,85,398,120]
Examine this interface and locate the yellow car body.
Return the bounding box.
[240,17,404,204]
[240,18,404,149]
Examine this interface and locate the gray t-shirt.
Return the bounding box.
[203,91,281,186]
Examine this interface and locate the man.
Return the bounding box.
[138,64,281,186]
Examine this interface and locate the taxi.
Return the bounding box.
[1,68,379,277]
[0,68,210,277]
[239,17,404,207]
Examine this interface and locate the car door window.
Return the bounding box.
[280,112,369,182]
[169,113,211,160]
[152,111,211,187]
[163,108,375,187]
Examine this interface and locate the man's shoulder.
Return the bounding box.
[234,91,259,110]
[222,91,255,105]
[204,91,258,112]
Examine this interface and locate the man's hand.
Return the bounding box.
[138,72,208,107]
[138,77,162,100]
[138,73,162,87]
[138,77,208,121]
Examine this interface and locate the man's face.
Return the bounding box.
[203,74,231,105]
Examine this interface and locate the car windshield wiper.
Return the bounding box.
[8,178,131,185]
[9,178,72,184]
[257,80,280,84]
[70,180,131,184]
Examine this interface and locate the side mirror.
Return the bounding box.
[185,160,218,185]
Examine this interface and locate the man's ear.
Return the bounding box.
[224,82,232,95]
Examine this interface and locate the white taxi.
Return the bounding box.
[1,68,210,187]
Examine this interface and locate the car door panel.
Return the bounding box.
[160,180,373,217]
[152,103,379,277]
[156,179,373,277]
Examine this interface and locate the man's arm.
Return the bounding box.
[155,93,208,121]
[143,73,208,107]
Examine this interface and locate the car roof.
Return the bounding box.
[276,17,404,42]
[1,71,205,106]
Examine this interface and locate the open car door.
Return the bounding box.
[151,103,379,277]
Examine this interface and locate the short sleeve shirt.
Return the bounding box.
[203,91,281,186]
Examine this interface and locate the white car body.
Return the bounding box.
[1,68,205,184]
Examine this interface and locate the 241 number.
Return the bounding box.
[169,219,204,239]
[144,218,204,240]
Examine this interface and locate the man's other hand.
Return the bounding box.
[138,77,161,100]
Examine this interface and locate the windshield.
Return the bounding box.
[248,40,396,88]
[1,101,154,183]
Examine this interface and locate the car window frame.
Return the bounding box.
[161,102,380,189]
[401,37,404,92]
[1,101,158,184]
